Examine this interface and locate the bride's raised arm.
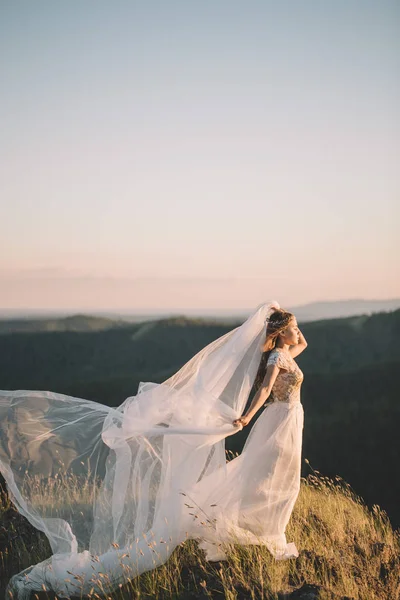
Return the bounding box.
[289,328,308,358]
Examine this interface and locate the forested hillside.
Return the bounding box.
[0,309,398,531]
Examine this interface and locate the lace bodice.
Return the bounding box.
[266,348,303,405]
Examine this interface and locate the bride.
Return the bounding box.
[0,300,307,598]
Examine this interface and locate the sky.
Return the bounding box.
[1,1,399,314]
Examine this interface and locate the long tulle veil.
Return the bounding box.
[0,300,279,598]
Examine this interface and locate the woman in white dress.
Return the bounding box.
[0,300,307,598]
[188,307,307,561]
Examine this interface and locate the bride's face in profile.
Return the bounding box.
[280,317,300,345]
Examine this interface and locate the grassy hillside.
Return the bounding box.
[0,466,398,600]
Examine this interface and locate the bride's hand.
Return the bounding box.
[269,300,280,311]
[233,415,251,428]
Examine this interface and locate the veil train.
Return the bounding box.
[0,301,281,598]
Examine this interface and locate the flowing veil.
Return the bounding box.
[0,300,280,598]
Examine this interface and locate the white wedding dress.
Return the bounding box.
[0,301,304,599]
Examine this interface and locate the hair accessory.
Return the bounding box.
[266,316,289,329]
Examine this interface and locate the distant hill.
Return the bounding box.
[287,298,400,322]
[0,297,399,327]
[0,314,129,334]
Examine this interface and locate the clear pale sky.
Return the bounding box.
[1,1,399,313]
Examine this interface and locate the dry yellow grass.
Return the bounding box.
[1,458,399,600]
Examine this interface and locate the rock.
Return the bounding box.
[278,582,355,599]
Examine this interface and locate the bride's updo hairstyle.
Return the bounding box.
[254,308,294,391]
